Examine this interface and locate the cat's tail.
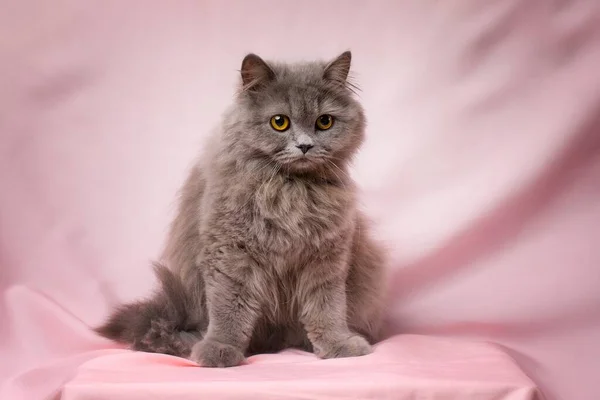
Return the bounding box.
[95,262,203,358]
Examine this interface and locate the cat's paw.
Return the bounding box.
[189,339,245,368]
[317,334,372,359]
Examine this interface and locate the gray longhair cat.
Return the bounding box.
[96,51,386,368]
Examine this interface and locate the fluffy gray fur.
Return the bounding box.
[96,51,386,368]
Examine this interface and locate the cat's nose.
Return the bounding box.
[296,144,314,154]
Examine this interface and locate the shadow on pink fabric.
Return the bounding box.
[1,1,599,399]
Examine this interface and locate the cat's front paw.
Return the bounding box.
[189,339,245,368]
[316,334,372,359]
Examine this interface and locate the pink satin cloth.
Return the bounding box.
[2,286,536,400]
[2,1,600,399]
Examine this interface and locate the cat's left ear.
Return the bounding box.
[324,51,352,84]
[240,53,275,92]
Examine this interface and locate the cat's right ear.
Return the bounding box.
[240,53,275,92]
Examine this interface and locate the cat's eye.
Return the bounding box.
[316,114,334,130]
[270,115,290,132]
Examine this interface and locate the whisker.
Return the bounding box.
[325,159,348,192]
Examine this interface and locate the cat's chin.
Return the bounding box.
[278,157,321,174]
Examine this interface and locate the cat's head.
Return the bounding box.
[225,51,365,174]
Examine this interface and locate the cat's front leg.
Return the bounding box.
[190,247,262,368]
[298,275,372,359]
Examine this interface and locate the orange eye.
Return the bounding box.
[316,114,334,130]
[270,115,290,131]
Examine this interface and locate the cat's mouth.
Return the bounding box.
[294,157,312,165]
[276,155,320,172]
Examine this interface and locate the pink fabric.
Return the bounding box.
[1,0,599,399]
[61,337,536,400]
[1,289,538,400]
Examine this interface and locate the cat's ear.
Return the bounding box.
[240,53,275,92]
[324,51,352,84]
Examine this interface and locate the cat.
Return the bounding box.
[96,51,386,368]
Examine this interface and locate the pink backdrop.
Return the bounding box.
[1,1,599,399]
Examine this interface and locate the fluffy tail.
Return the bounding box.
[95,262,203,357]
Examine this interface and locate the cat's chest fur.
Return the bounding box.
[211,172,355,257]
